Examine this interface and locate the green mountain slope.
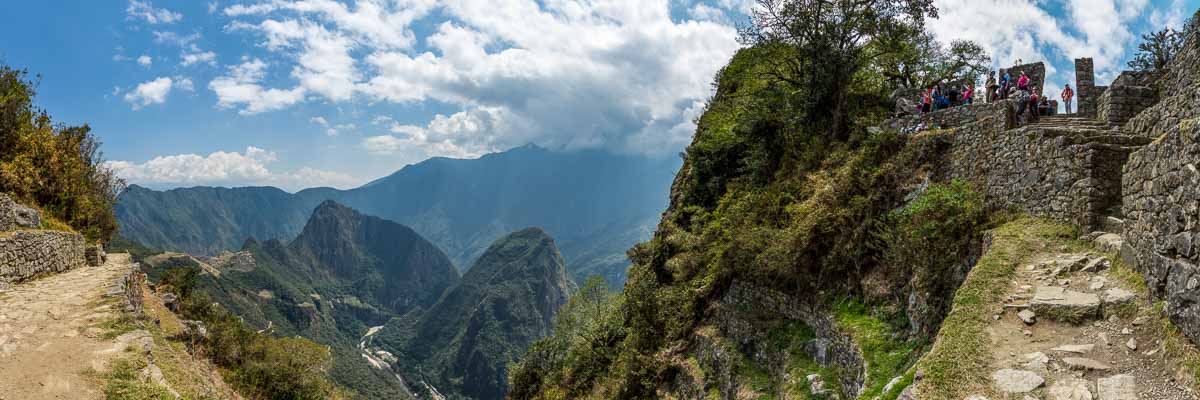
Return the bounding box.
[141,201,460,399]
[377,228,571,400]
[116,146,677,286]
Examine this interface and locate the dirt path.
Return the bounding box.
[0,253,138,400]
[987,244,1199,399]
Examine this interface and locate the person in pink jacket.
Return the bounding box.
[1017,71,1030,91]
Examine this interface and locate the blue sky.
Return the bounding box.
[0,0,1195,191]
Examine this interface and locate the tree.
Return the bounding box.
[740,0,939,140]
[870,32,990,90]
[1128,27,1185,71]
[0,65,125,241]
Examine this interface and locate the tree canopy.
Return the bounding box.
[0,65,124,242]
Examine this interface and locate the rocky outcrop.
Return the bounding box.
[0,230,86,284]
[714,281,867,397]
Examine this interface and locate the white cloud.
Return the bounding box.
[928,0,1162,105]
[137,55,153,67]
[106,146,361,191]
[153,31,201,47]
[364,107,526,158]
[124,77,176,109]
[181,50,217,66]
[310,116,328,126]
[208,1,220,14]
[127,0,182,24]
[175,77,195,92]
[217,0,741,156]
[209,58,307,115]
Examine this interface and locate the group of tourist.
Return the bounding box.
[911,67,1079,118]
[917,83,975,113]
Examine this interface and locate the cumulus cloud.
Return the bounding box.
[137,55,153,67]
[127,0,182,24]
[106,146,361,191]
[181,49,217,66]
[209,58,307,115]
[216,0,741,156]
[925,0,1166,110]
[124,77,176,109]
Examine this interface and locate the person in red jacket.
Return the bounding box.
[1017,71,1030,91]
[1061,84,1074,114]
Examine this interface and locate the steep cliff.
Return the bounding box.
[378,228,570,400]
[139,201,461,399]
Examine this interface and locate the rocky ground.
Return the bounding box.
[0,253,141,399]
[985,235,1198,399]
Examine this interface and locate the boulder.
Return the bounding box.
[992,369,1044,393]
[1096,374,1136,400]
[1032,286,1101,323]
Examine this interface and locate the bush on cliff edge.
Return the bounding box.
[0,65,124,242]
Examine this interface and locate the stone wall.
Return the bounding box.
[1120,29,1200,343]
[1098,71,1159,126]
[1122,32,1200,140]
[945,100,1151,231]
[883,101,1009,131]
[1002,62,1046,95]
[1122,119,1200,340]
[0,193,42,232]
[1076,58,1099,117]
[0,230,86,283]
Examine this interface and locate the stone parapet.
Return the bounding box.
[0,230,86,283]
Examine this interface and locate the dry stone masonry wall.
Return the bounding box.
[945,103,1149,231]
[0,193,88,284]
[1002,61,1046,94]
[1075,58,1100,118]
[1120,34,1200,340]
[0,230,86,284]
[1098,71,1159,126]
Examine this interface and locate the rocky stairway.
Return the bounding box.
[984,233,1197,399]
[1029,116,1120,131]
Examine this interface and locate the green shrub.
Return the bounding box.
[158,268,343,400]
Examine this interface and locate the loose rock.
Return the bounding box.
[1051,344,1095,354]
[1018,309,1037,325]
[1096,374,1136,400]
[1047,378,1093,400]
[1062,357,1113,371]
[992,369,1045,393]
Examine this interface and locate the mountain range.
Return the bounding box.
[138,201,569,399]
[117,145,677,286]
